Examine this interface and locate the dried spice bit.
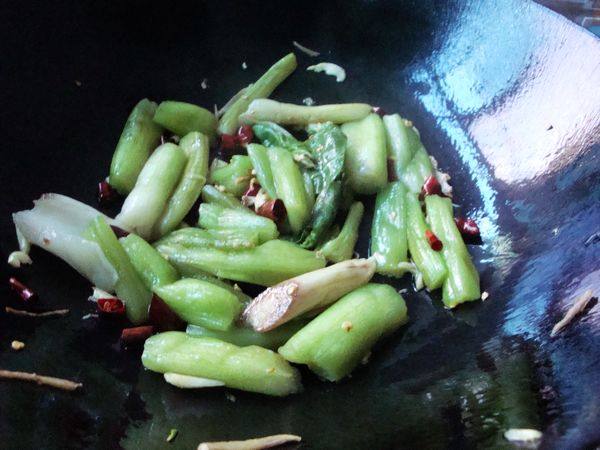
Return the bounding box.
[236,125,254,145]
[219,134,237,151]
[198,434,301,450]
[97,298,126,315]
[481,291,490,301]
[243,180,261,198]
[110,225,130,238]
[11,340,25,351]
[551,289,595,337]
[387,158,398,181]
[455,217,480,237]
[372,106,386,117]
[256,199,287,223]
[5,306,69,318]
[0,369,82,391]
[166,429,178,443]
[97,180,119,206]
[341,321,353,332]
[121,325,155,345]
[149,295,186,332]
[421,175,442,197]
[425,230,443,252]
[504,428,542,444]
[9,277,37,302]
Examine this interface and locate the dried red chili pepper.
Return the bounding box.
[219,133,237,150]
[121,325,155,344]
[97,180,118,206]
[425,230,443,251]
[149,295,185,331]
[257,199,287,223]
[236,125,254,145]
[8,277,37,302]
[455,217,480,236]
[97,298,125,315]
[243,180,261,198]
[421,175,442,197]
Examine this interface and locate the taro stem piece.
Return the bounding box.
[243,258,375,332]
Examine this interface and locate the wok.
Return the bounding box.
[0,0,599,448]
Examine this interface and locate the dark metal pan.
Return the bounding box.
[1,0,598,448]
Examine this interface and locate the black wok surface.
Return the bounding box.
[1,1,599,449]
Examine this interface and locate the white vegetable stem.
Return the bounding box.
[164,373,225,388]
[243,258,376,332]
[239,99,371,126]
[12,194,118,291]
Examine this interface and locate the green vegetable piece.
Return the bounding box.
[279,283,408,381]
[300,181,341,249]
[402,147,434,194]
[109,99,163,195]
[252,122,314,168]
[155,132,209,238]
[425,195,480,307]
[383,114,421,179]
[240,99,372,126]
[341,113,388,195]
[120,234,179,290]
[267,147,311,235]
[187,272,251,306]
[201,185,245,210]
[305,122,347,194]
[405,193,447,290]
[370,182,409,277]
[156,239,326,287]
[186,320,306,350]
[319,201,364,263]
[156,227,260,250]
[116,143,187,240]
[142,332,302,396]
[208,155,254,197]
[88,217,152,324]
[218,53,298,135]
[153,101,217,139]
[246,144,277,198]
[198,203,278,243]
[154,278,241,331]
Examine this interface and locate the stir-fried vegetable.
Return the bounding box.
[142,332,302,396]
[116,143,187,240]
[156,227,260,250]
[208,155,254,197]
[243,258,376,332]
[153,101,217,139]
[279,283,407,381]
[218,53,298,135]
[109,99,163,195]
[120,234,179,290]
[246,143,277,198]
[156,239,326,287]
[198,203,278,243]
[319,201,364,263]
[154,132,209,237]
[154,279,242,331]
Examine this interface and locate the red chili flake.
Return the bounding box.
[219,134,237,150]
[97,298,125,315]
[372,106,386,117]
[236,125,254,145]
[9,277,37,302]
[257,199,287,223]
[121,325,155,345]
[149,295,185,331]
[421,175,442,196]
[243,180,261,198]
[97,180,118,206]
[455,217,480,236]
[425,230,443,251]
[110,225,130,238]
